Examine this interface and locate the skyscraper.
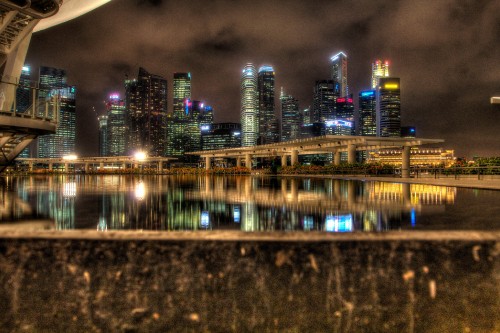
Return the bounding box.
[335,96,355,135]
[125,67,167,156]
[240,63,258,147]
[173,72,191,120]
[280,89,300,142]
[17,65,32,158]
[359,90,377,136]
[16,65,31,114]
[37,66,76,158]
[166,72,192,157]
[377,77,401,137]
[105,94,127,156]
[331,51,348,97]
[98,114,108,157]
[258,65,279,144]
[371,60,390,89]
[313,80,337,122]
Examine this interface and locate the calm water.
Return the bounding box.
[1,175,500,232]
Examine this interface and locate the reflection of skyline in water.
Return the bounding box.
[4,174,497,232]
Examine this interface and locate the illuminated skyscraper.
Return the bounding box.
[377,77,401,137]
[313,80,337,122]
[105,94,127,156]
[166,72,192,157]
[125,67,167,156]
[37,66,76,158]
[330,51,348,97]
[173,72,191,120]
[371,60,390,89]
[359,90,377,136]
[280,89,300,142]
[335,95,355,135]
[258,65,279,144]
[98,114,108,156]
[240,63,258,147]
[17,65,32,158]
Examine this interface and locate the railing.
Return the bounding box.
[411,166,500,180]
[0,78,58,124]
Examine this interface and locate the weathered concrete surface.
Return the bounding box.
[0,232,498,332]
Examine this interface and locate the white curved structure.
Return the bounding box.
[34,0,112,32]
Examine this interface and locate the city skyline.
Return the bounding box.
[25,0,500,157]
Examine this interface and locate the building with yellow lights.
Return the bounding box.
[367,148,455,167]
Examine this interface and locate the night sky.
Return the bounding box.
[25,0,500,158]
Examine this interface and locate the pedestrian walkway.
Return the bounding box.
[331,174,500,190]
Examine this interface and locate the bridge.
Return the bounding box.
[189,135,444,177]
[0,0,110,172]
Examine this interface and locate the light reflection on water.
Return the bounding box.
[1,175,500,232]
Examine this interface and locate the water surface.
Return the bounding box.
[2,175,499,232]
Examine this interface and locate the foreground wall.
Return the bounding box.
[0,232,498,332]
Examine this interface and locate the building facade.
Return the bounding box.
[37,66,76,158]
[359,90,377,136]
[240,63,258,147]
[280,90,300,142]
[335,96,355,135]
[106,94,127,156]
[201,122,241,151]
[377,77,401,137]
[331,51,348,97]
[98,115,108,157]
[313,80,337,123]
[258,66,279,144]
[125,67,167,156]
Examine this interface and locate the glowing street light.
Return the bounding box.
[63,154,78,160]
[134,151,147,161]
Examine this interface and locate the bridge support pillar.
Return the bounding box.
[291,150,299,166]
[205,156,211,170]
[236,157,241,167]
[122,163,127,170]
[158,161,163,172]
[28,162,33,172]
[402,146,411,178]
[245,154,252,170]
[48,163,53,172]
[84,163,89,173]
[334,151,341,165]
[100,162,104,170]
[64,163,69,173]
[281,155,287,167]
[348,144,356,164]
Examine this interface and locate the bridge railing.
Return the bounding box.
[410,166,500,180]
[0,77,59,124]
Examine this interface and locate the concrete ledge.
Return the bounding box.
[1,231,498,332]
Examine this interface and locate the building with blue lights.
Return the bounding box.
[105,94,127,156]
[240,63,258,147]
[359,90,377,136]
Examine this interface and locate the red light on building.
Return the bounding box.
[337,98,346,103]
[347,98,353,103]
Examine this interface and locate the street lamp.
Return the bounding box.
[134,151,147,161]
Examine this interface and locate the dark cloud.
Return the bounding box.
[136,0,164,7]
[26,0,500,157]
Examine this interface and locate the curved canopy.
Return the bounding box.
[34,0,112,32]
